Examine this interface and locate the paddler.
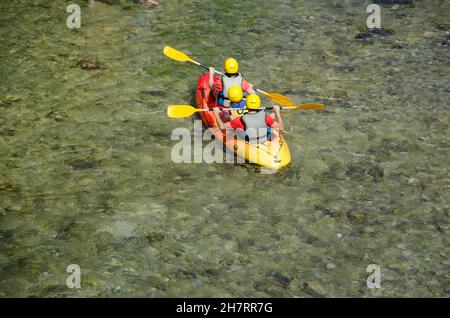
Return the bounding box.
[209,58,255,107]
[213,94,284,144]
[220,85,245,121]
[228,85,246,109]
[216,85,246,123]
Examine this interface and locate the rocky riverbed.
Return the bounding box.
[0,0,448,297]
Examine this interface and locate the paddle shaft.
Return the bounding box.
[199,107,295,111]
[189,60,274,96]
[192,60,224,76]
[167,103,323,118]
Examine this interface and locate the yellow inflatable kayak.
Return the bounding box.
[196,74,291,169]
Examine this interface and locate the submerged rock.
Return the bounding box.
[368,165,384,180]
[355,28,395,42]
[76,59,105,70]
[370,28,395,36]
[328,96,352,108]
[423,31,438,39]
[345,164,367,180]
[345,162,384,182]
[46,110,64,122]
[266,272,292,289]
[56,219,89,241]
[441,34,450,47]
[0,95,21,106]
[354,32,373,42]
[0,180,12,190]
[143,229,167,243]
[435,24,450,31]
[254,279,288,297]
[347,210,368,223]
[393,12,409,19]
[64,159,98,170]
[392,40,409,49]
[326,262,336,270]
[303,281,326,297]
[0,129,15,137]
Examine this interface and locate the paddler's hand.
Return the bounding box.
[247,84,256,94]
[209,67,215,75]
[273,105,281,113]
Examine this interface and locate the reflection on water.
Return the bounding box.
[0,0,448,297]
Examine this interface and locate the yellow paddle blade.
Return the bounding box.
[163,46,194,63]
[267,92,294,106]
[259,91,294,106]
[167,105,202,118]
[288,103,325,110]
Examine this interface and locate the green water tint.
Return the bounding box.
[0,0,449,297]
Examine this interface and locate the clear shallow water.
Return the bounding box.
[0,0,448,297]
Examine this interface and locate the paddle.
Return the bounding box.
[167,105,207,118]
[163,46,294,106]
[282,103,325,110]
[167,104,325,119]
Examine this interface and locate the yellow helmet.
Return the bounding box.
[246,94,261,110]
[224,58,238,74]
[228,85,243,103]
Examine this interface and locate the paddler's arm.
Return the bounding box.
[209,67,215,89]
[242,79,256,95]
[272,106,284,132]
[213,107,232,130]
